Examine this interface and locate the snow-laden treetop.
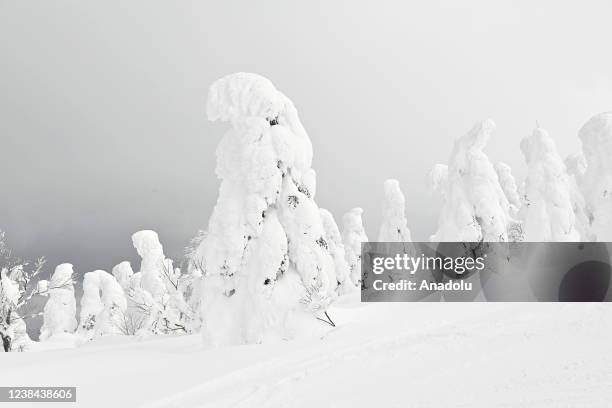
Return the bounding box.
[579,112,612,163]
[132,230,164,259]
[207,72,286,123]
[50,263,74,287]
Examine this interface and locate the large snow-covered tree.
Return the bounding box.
[192,73,339,345]
[577,112,612,241]
[341,207,368,287]
[431,120,514,242]
[39,263,77,341]
[519,126,579,241]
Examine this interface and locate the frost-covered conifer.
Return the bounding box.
[39,263,76,341]
[578,112,612,241]
[192,73,338,344]
[378,179,412,242]
[78,270,127,339]
[431,120,513,242]
[341,207,368,287]
[519,126,579,241]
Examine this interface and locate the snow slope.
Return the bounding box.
[3,297,612,407]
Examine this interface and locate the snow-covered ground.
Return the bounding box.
[4,295,612,408]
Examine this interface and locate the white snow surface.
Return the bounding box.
[6,299,612,407]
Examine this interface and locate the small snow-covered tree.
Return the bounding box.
[78,270,127,340]
[132,230,170,300]
[319,208,353,294]
[565,152,592,241]
[341,207,368,287]
[431,120,514,242]
[578,112,612,241]
[494,162,525,242]
[519,126,579,241]
[378,179,412,242]
[0,230,45,352]
[39,263,76,341]
[131,230,192,335]
[111,261,134,291]
[192,72,338,344]
[495,162,521,215]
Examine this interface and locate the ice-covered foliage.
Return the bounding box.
[519,126,579,241]
[578,112,612,241]
[378,179,412,242]
[431,120,514,242]
[39,263,76,341]
[192,73,338,345]
[341,207,368,287]
[78,270,127,340]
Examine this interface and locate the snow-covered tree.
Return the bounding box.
[0,230,44,352]
[378,179,412,242]
[495,162,521,215]
[78,270,127,340]
[192,72,338,344]
[565,152,591,241]
[519,126,579,241]
[111,261,134,291]
[132,230,171,301]
[39,263,76,341]
[131,230,192,335]
[578,112,612,241]
[431,119,514,242]
[319,208,353,294]
[341,207,368,287]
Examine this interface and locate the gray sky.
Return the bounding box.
[1,0,611,280]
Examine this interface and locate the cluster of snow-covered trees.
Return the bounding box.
[1,229,201,351]
[430,114,612,243]
[1,72,610,350]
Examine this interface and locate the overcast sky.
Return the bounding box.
[1,0,611,279]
